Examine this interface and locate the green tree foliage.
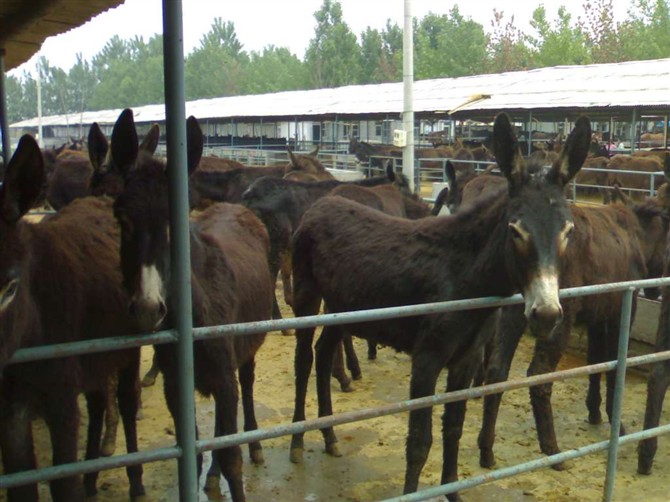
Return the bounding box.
[487,9,534,72]
[305,0,362,87]
[414,7,488,79]
[619,0,670,60]
[529,6,590,66]
[244,46,310,94]
[185,18,249,99]
[89,35,164,109]
[6,0,670,123]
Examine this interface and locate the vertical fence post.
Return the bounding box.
[0,49,11,163]
[602,287,635,501]
[162,1,199,500]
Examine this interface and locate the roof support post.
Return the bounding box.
[527,111,533,156]
[161,1,198,500]
[0,49,10,162]
[630,108,637,153]
[402,0,415,193]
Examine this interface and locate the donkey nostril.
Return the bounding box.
[128,300,138,317]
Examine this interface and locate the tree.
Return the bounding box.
[244,46,310,94]
[618,0,670,60]
[578,0,622,63]
[487,9,534,72]
[185,18,249,99]
[305,0,361,88]
[6,72,37,124]
[414,7,488,79]
[529,6,590,67]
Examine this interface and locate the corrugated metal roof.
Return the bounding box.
[10,58,670,129]
[1,0,125,71]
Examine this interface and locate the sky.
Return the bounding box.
[8,0,636,77]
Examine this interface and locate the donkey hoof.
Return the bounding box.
[100,440,116,457]
[290,447,304,464]
[551,459,571,471]
[637,460,653,475]
[326,442,342,457]
[588,411,603,425]
[340,380,354,393]
[250,448,265,465]
[351,372,363,381]
[281,329,295,337]
[141,376,156,387]
[204,475,223,498]
[479,450,496,469]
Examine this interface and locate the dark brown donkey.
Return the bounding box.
[110,109,273,502]
[0,136,143,501]
[477,187,668,471]
[289,113,591,501]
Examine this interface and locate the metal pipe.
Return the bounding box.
[6,276,670,365]
[0,49,11,162]
[603,287,634,501]
[630,108,637,153]
[402,0,415,193]
[161,1,199,500]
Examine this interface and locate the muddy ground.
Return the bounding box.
[3,287,670,502]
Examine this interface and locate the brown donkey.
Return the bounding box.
[110,109,273,502]
[289,113,591,501]
[0,136,143,501]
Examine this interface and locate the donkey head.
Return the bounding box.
[494,112,590,334]
[111,108,203,332]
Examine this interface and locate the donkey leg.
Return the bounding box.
[478,305,526,468]
[141,351,160,387]
[0,400,39,502]
[442,355,483,502]
[528,329,571,470]
[212,360,245,502]
[44,390,85,501]
[315,325,347,457]
[289,278,322,463]
[586,323,605,425]
[343,334,363,380]
[280,251,294,308]
[404,348,444,494]
[367,338,378,360]
[117,351,145,499]
[332,339,353,392]
[101,373,120,456]
[638,360,670,474]
[82,389,106,497]
[238,358,264,464]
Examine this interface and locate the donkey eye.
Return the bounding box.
[508,221,528,242]
[2,279,19,301]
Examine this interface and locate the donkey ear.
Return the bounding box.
[493,113,526,190]
[432,186,450,216]
[547,116,591,186]
[139,123,160,155]
[309,146,319,156]
[287,149,298,167]
[445,160,456,189]
[88,122,108,170]
[385,160,395,182]
[186,116,203,176]
[111,108,139,178]
[0,135,44,223]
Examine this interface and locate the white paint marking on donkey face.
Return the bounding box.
[524,267,562,322]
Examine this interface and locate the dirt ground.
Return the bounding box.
[3,286,670,502]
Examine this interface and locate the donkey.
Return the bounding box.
[477,189,668,471]
[288,113,591,501]
[0,135,143,501]
[109,109,273,501]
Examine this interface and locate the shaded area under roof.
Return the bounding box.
[1,0,124,71]
[10,59,670,129]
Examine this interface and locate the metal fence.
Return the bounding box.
[3,276,670,501]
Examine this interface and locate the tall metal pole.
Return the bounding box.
[161,1,198,500]
[36,63,43,148]
[402,0,415,193]
[0,49,11,162]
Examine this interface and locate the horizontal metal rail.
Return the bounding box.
[7,277,670,364]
